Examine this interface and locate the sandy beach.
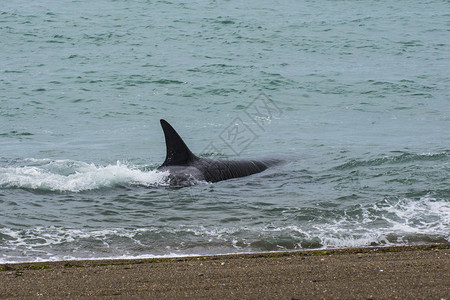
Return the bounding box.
[1,244,448,299]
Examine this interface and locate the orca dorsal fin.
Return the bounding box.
[160,119,197,166]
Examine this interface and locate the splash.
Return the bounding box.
[0,159,169,192]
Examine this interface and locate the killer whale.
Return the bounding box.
[157,119,280,184]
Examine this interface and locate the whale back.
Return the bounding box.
[193,158,272,183]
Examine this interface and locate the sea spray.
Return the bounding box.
[0,159,168,192]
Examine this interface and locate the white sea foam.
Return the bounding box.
[0,159,169,192]
[309,196,450,248]
[0,194,448,263]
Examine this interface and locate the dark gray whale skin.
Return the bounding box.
[157,119,280,184]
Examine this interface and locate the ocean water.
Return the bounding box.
[1,0,449,263]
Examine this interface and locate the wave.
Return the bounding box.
[0,159,169,192]
[333,150,449,170]
[1,195,447,263]
[311,195,449,248]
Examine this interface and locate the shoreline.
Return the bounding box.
[2,243,447,267]
[1,244,449,299]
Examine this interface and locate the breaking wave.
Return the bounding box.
[1,195,447,263]
[0,159,169,192]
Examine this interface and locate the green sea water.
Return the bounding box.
[0,0,449,262]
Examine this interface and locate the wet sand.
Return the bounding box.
[1,244,448,299]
